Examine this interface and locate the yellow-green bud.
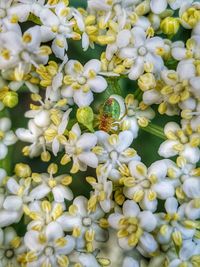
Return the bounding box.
[14,163,31,178]
[160,17,180,36]
[3,91,18,108]
[76,106,94,132]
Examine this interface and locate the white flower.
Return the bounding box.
[25,200,65,232]
[172,36,200,61]
[39,2,76,59]
[158,121,200,164]
[162,157,199,201]
[86,165,113,213]
[29,166,73,203]
[156,197,196,245]
[0,26,51,80]
[150,0,192,15]
[57,196,108,250]
[0,117,17,160]
[108,200,158,253]
[16,119,45,158]
[94,130,140,181]
[0,192,23,227]
[123,159,176,211]
[185,199,200,220]
[1,68,39,93]
[61,59,107,107]
[63,123,98,173]
[118,26,164,80]
[88,0,142,28]
[24,222,75,267]
[166,239,200,267]
[0,227,25,266]
[44,108,72,156]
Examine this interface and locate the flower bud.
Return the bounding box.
[14,163,31,178]
[138,73,156,91]
[160,17,180,35]
[76,106,94,132]
[3,91,18,108]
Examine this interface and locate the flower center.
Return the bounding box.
[77,76,87,85]
[109,151,118,161]
[127,108,135,117]
[5,249,14,259]
[138,46,147,56]
[45,246,54,256]
[82,217,92,227]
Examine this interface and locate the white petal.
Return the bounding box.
[139,232,158,253]
[0,118,11,132]
[138,211,157,232]
[0,210,21,227]
[117,30,131,48]
[73,196,88,216]
[79,253,100,267]
[150,0,167,14]
[123,257,139,267]
[164,197,178,214]
[52,36,67,60]
[146,37,164,52]
[55,235,75,254]
[158,140,179,158]
[78,152,98,168]
[73,90,93,107]
[190,77,200,98]
[179,240,196,261]
[76,133,97,149]
[131,27,146,47]
[30,184,51,200]
[181,145,200,164]
[152,182,175,199]
[177,59,195,81]
[172,47,187,60]
[108,213,123,229]
[57,214,81,231]
[24,230,43,251]
[52,185,73,202]
[183,178,200,198]
[45,221,63,241]
[87,76,107,93]
[128,57,144,80]
[123,200,140,217]
[83,59,101,76]
[116,131,133,152]
[3,196,22,211]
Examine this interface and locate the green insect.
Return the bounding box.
[99,95,125,132]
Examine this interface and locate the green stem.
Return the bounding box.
[141,123,166,140]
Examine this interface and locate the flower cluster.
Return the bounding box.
[0,0,200,266]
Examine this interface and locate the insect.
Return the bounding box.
[98,95,125,132]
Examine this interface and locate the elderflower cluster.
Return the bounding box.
[0,0,200,267]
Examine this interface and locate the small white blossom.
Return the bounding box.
[158,121,200,164]
[63,123,98,173]
[0,227,25,266]
[0,117,17,160]
[24,222,75,267]
[108,200,158,253]
[57,196,108,250]
[94,130,140,181]
[61,59,107,107]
